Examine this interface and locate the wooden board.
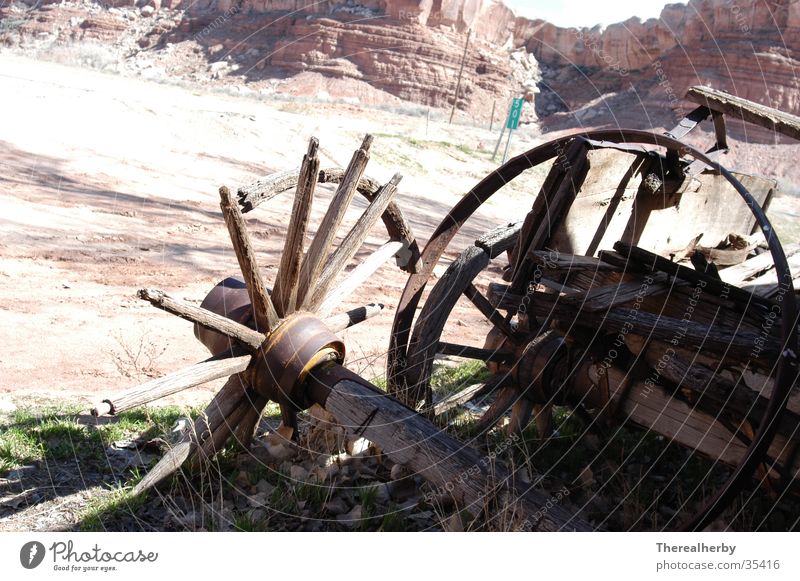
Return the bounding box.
[622,171,775,253]
[548,148,647,256]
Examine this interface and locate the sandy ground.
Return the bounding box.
[0,54,548,411]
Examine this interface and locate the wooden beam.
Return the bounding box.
[219,185,280,332]
[272,137,320,316]
[686,85,800,142]
[137,288,264,350]
[309,173,402,311]
[90,354,251,416]
[306,363,591,530]
[296,135,374,307]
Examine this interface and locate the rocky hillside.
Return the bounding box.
[3,0,800,156]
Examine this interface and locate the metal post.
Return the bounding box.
[502,128,514,164]
[449,30,471,125]
[492,102,512,161]
[489,100,496,132]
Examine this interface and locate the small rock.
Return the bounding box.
[289,465,308,482]
[364,483,391,505]
[256,480,276,497]
[390,464,410,481]
[139,5,155,17]
[442,513,464,532]
[323,497,350,516]
[336,504,362,526]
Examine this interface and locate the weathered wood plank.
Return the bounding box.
[593,364,800,480]
[315,240,404,317]
[309,173,402,311]
[614,241,776,311]
[91,354,251,416]
[561,272,669,312]
[296,135,373,307]
[720,243,800,285]
[306,363,591,530]
[272,137,319,316]
[137,288,264,350]
[219,185,280,332]
[686,85,800,141]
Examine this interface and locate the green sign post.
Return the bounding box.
[507,98,523,130]
[493,97,524,163]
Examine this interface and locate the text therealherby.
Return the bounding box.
[657,543,736,556]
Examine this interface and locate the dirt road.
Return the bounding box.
[0,54,543,410]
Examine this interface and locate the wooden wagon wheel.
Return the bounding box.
[388,127,799,531]
[92,134,414,492]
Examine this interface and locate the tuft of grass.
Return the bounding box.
[430,360,490,399]
[80,475,147,532]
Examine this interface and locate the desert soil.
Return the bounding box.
[0,53,550,411]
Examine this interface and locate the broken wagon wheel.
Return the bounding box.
[92,134,411,493]
[388,128,799,531]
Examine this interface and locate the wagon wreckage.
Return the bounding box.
[90,86,800,531]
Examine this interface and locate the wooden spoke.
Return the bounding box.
[474,386,520,435]
[463,282,516,339]
[233,394,269,449]
[272,137,320,317]
[323,303,385,333]
[133,440,194,496]
[433,374,507,416]
[138,288,263,351]
[532,403,554,439]
[296,134,373,308]
[437,342,515,364]
[316,240,404,317]
[309,173,402,311]
[219,185,280,333]
[508,398,536,436]
[91,353,251,416]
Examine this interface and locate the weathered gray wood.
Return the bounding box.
[592,364,800,480]
[720,243,800,285]
[296,135,373,307]
[309,173,402,311]
[475,221,522,258]
[463,283,516,338]
[316,240,404,317]
[561,272,669,312]
[138,288,264,350]
[433,376,503,416]
[686,85,800,142]
[219,185,280,332]
[306,364,591,530]
[324,303,385,333]
[547,147,646,256]
[633,340,800,439]
[91,354,251,416]
[134,374,248,494]
[528,250,619,272]
[740,253,800,298]
[272,137,319,316]
[614,241,776,310]
[237,166,420,273]
[524,290,780,359]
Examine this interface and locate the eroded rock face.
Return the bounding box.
[515,0,800,120]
